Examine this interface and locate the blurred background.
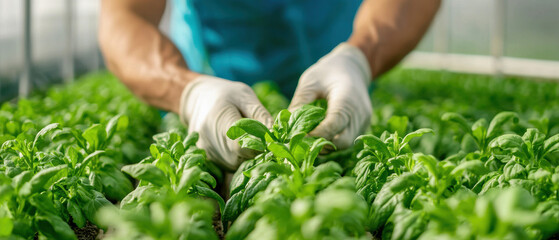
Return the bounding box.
[0,0,558,102]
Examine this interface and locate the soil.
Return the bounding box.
[72,222,100,240]
[213,210,225,240]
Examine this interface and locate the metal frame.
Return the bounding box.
[403,52,559,80]
[403,0,559,81]
[491,0,506,76]
[62,0,75,83]
[19,0,32,98]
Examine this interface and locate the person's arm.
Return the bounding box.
[348,0,441,77]
[98,0,272,171]
[99,0,199,113]
[289,0,440,150]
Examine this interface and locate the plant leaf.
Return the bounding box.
[442,113,471,134]
[227,118,271,140]
[67,199,86,228]
[487,112,519,138]
[355,135,391,160]
[20,165,67,196]
[122,164,169,187]
[33,123,60,150]
[399,128,434,152]
[288,105,326,138]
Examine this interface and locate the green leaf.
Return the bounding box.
[442,112,471,134]
[200,171,217,188]
[119,186,154,210]
[494,187,539,225]
[267,142,297,168]
[0,185,13,202]
[20,165,67,196]
[355,135,390,160]
[29,193,58,216]
[487,112,518,138]
[183,132,199,147]
[315,188,367,218]
[369,185,399,231]
[304,138,335,172]
[122,164,169,187]
[97,166,133,201]
[399,128,434,152]
[78,150,104,173]
[251,162,291,176]
[34,213,77,240]
[183,154,205,169]
[83,191,112,225]
[149,144,160,158]
[70,129,88,150]
[178,166,202,191]
[522,128,544,146]
[471,118,488,142]
[489,134,524,149]
[290,132,307,163]
[227,118,272,140]
[241,176,273,211]
[154,152,175,181]
[82,124,107,151]
[11,170,32,191]
[5,121,19,135]
[414,154,438,179]
[238,135,266,152]
[387,116,409,135]
[32,123,60,149]
[225,207,263,240]
[170,141,185,157]
[288,105,326,138]
[67,199,86,228]
[542,133,559,156]
[503,160,526,180]
[0,217,13,236]
[489,134,525,156]
[105,114,129,140]
[276,109,291,132]
[223,191,244,222]
[450,160,488,178]
[195,185,225,213]
[388,205,426,240]
[388,172,424,193]
[307,162,343,189]
[230,173,249,196]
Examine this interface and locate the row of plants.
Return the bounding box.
[98,129,224,240]
[1,69,559,239]
[0,73,162,239]
[352,113,559,239]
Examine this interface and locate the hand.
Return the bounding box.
[180,75,273,171]
[289,43,372,149]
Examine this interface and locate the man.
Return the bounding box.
[99,0,440,171]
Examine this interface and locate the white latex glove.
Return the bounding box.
[180,75,273,171]
[289,43,372,149]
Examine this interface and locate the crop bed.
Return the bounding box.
[1,69,558,240]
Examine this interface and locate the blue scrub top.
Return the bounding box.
[170,0,362,97]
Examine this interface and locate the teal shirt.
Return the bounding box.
[170,0,361,97]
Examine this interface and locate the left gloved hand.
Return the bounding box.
[289,43,372,149]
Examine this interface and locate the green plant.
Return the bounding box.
[97,131,223,240]
[224,105,368,239]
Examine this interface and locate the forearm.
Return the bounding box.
[348,0,441,77]
[99,0,199,113]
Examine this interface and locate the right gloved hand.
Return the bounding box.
[179,75,273,171]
